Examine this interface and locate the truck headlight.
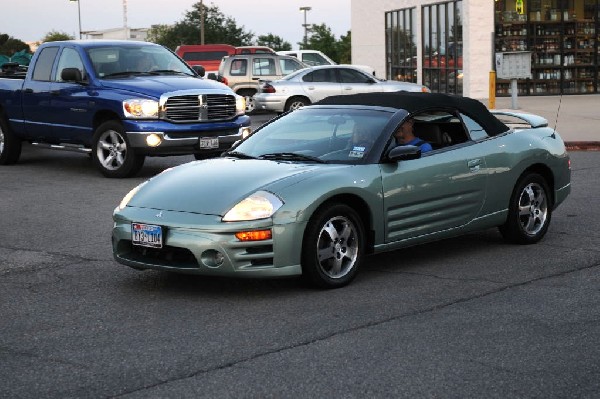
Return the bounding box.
[235,95,246,115]
[123,99,159,119]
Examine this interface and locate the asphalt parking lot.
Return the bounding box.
[1,123,599,397]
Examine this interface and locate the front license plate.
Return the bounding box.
[132,223,163,248]
[199,137,219,149]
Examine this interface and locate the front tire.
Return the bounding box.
[302,204,365,288]
[0,114,22,165]
[92,121,144,178]
[499,173,552,244]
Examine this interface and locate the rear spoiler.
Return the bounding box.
[490,110,548,128]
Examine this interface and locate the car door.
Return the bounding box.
[380,124,488,243]
[20,45,59,139]
[49,46,94,144]
[299,69,342,102]
[338,67,378,95]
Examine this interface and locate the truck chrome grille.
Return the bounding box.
[163,94,237,122]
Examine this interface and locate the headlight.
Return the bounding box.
[235,95,246,115]
[222,191,283,222]
[117,181,148,211]
[123,99,159,119]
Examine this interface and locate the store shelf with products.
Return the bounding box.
[496,79,530,96]
[495,15,598,96]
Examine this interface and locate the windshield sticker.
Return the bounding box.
[349,146,366,158]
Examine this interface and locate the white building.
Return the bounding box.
[83,27,149,41]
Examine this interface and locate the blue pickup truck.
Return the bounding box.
[0,40,250,177]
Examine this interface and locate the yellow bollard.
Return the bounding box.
[489,71,496,109]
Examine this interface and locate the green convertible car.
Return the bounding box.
[112,92,571,288]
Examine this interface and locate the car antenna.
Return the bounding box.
[552,88,563,139]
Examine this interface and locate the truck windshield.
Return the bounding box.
[87,45,194,78]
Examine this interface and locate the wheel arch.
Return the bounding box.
[93,110,121,132]
[517,163,555,208]
[304,193,375,254]
[235,88,257,97]
[285,95,310,109]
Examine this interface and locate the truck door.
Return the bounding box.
[49,47,93,144]
[21,46,59,139]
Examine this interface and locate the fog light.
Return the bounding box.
[201,250,225,268]
[146,133,162,147]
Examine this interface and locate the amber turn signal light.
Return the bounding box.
[235,229,272,241]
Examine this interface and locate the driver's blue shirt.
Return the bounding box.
[404,137,433,153]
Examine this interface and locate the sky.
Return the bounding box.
[1,0,350,49]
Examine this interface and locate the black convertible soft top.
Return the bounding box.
[315,92,509,136]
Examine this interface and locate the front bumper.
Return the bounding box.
[122,117,250,156]
[112,207,305,278]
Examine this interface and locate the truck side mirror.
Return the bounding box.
[192,65,206,77]
[206,72,217,80]
[61,68,83,83]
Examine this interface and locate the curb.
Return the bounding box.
[565,142,600,151]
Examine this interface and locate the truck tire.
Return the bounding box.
[0,114,22,165]
[91,121,144,178]
[237,90,256,115]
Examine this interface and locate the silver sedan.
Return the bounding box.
[254,65,430,113]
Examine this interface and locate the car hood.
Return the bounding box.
[128,158,339,215]
[100,75,231,97]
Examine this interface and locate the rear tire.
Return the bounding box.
[0,114,22,165]
[285,97,309,112]
[301,203,365,289]
[499,172,552,244]
[92,121,144,178]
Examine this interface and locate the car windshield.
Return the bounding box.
[230,108,392,164]
[87,45,195,78]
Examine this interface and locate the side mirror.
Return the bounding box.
[386,145,421,162]
[61,68,83,83]
[207,72,217,81]
[192,65,206,77]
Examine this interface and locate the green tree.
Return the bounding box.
[256,34,291,51]
[337,31,351,64]
[301,23,338,62]
[0,34,30,56]
[41,30,74,42]
[147,3,254,50]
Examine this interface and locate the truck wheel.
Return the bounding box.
[237,90,256,115]
[92,121,144,178]
[0,115,22,165]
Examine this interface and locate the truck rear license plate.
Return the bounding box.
[132,223,163,248]
[199,137,219,149]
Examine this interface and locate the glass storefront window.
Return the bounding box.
[495,0,598,95]
[385,8,417,83]
[422,1,463,95]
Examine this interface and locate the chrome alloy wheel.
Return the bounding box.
[316,215,359,279]
[96,130,127,171]
[518,182,548,236]
[288,100,305,111]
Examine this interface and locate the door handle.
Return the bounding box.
[468,159,482,172]
[24,88,34,94]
